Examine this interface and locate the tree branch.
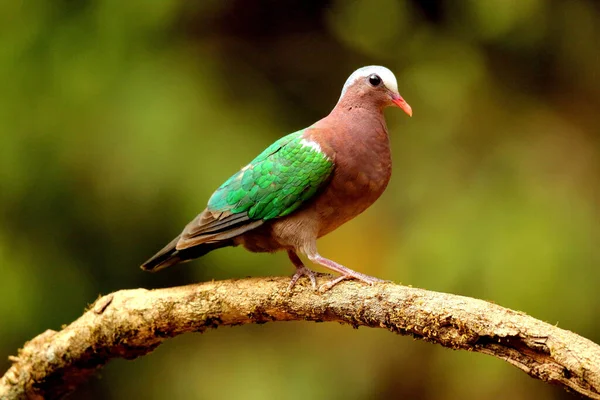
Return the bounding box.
[1,276,599,399]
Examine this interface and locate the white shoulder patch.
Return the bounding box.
[337,65,399,103]
[300,138,323,154]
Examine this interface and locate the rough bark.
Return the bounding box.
[1,276,599,399]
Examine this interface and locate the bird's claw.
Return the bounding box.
[318,274,384,292]
[288,266,318,291]
[318,275,348,292]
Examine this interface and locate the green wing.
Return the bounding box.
[177,129,334,247]
[209,130,334,219]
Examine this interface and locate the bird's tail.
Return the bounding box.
[141,235,233,272]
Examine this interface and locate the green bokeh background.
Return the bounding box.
[1,0,599,399]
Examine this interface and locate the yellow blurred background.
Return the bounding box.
[1,0,599,399]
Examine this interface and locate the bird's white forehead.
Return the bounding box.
[338,65,399,102]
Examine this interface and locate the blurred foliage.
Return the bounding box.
[1,0,599,399]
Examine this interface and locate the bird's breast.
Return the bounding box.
[312,122,392,237]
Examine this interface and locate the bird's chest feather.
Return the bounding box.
[310,114,392,235]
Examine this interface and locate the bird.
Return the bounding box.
[141,65,412,291]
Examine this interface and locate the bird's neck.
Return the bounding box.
[327,103,389,140]
[332,96,386,115]
[308,104,390,163]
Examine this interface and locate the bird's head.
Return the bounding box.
[337,65,412,116]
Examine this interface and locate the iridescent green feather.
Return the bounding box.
[207,130,334,221]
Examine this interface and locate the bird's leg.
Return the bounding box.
[287,250,317,290]
[307,253,384,292]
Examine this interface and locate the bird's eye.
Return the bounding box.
[368,74,382,86]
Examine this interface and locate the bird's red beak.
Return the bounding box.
[391,94,412,117]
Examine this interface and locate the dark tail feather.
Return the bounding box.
[141,235,232,272]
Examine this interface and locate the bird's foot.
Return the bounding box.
[319,273,383,292]
[309,253,384,292]
[287,250,317,290]
[288,266,318,291]
[318,275,347,292]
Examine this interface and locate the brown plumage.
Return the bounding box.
[142,65,412,291]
